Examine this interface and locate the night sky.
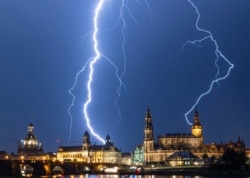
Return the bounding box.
[0,0,250,153]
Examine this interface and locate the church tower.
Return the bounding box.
[144,105,155,152]
[191,108,203,146]
[82,131,90,150]
[105,134,113,146]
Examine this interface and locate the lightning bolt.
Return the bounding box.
[68,0,127,144]
[81,0,106,143]
[183,0,234,125]
[110,0,128,128]
[67,60,90,144]
[106,0,140,128]
[68,0,221,142]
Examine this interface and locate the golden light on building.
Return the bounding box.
[56,132,122,164]
[140,105,246,165]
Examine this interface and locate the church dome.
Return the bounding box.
[23,132,39,148]
[18,123,43,154]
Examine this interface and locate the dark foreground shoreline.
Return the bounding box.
[0,160,249,177]
[0,168,249,177]
[143,168,250,176]
[88,166,250,177]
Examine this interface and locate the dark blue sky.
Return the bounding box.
[0,0,250,153]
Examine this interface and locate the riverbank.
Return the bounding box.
[83,166,250,177]
[0,159,249,177]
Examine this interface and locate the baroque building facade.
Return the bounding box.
[141,106,245,165]
[57,131,122,164]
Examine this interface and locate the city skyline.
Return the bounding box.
[0,0,250,153]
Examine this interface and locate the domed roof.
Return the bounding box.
[18,123,43,154]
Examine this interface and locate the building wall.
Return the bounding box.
[133,146,144,165]
[56,149,121,164]
[158,136,202,150]
[56,150,84,162]
[142,107,245,164]
[89,150,121,164]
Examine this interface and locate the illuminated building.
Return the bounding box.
[165,151,201,166]
[139,105,246,165]
[17,123,44,154]
[132,145,144,165]
[56,131,121,164]
[120,153,132,165]
[10,123,55,163]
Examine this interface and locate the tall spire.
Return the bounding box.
[191,107,203,140]
[83,130,90,144]
[194,107,199,124]
[28,122,34,133]
[146,104,151,118]
[83,130,91,150]
[195,106,198,115]
[144,104,155,152]
[145,105,153,129]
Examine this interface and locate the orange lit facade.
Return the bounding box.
[142,106,246,164]
[56,132,122,164]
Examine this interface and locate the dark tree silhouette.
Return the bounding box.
[222,148,247,166]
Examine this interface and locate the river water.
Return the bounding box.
[50,175,248,178]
